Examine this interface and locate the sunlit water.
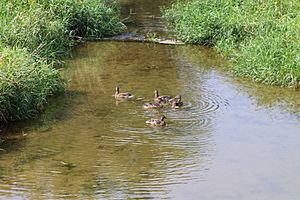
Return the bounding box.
[1,0,300,200]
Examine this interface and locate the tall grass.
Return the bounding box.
[0,0,125,122]
[0,0,126,63]
[0,47,66,122]
[164,0,300,87]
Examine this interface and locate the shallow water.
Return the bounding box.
[1,0,300,200]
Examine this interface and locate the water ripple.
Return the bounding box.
[113,92,225,134]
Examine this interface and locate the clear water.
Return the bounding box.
[1,0,300,200]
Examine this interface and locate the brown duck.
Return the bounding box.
[170,95,183,108]
[113,87,134,100]
[146,115,167,127]
[154,90,172,103]
[143,101,164,109]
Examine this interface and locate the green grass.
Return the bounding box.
[0,47,66,122]
[164,0,300,87]
[0,0,125,122]
[0,0,126,63]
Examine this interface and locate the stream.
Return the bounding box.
[1,0,300,199]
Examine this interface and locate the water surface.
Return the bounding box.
[1,0,300,200]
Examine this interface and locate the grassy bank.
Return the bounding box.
[164,0,300,87]
[0,0,125,122]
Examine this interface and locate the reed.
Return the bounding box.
[164,0,300,87]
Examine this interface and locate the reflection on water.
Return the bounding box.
[178,45,300,120]
[119,0,172,37]
[0,42,222,199]
[1,0,300,199]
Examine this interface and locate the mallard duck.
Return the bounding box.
[113,87,133,100]
[171,99,183,108]
[146,115,167,127]
[169,95,183,108]
[168,95,182,104]
[143,102,164,109]
[154,90,172,103]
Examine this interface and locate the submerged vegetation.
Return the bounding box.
[0,0,125,122]
[164,0,300,87]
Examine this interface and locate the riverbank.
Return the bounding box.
[0,0,125,122]
[163,0,300,87]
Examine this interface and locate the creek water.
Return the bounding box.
[1,0,300,199]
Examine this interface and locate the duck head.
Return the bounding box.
[160,115,167,121]
[115,87,120,95]
[154,90,159,98]
[175,95,181,101]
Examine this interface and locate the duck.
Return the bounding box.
[146,115,167,127]
[143,101,164,109]
[154,90,172,103]
[171,99,183,108]
[113,87,133,100]
[168,95,181,104]
[169,95,183,108]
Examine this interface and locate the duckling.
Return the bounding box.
[168,95,183,108]
[171,99,183,108]
[154,90,172,103]
[168,95,182,104]
[146,115,167,127]
[113,87,133,100]
[143,101,164,109]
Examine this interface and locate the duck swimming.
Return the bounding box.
[146,115,167,127]
[171,99,183,108]
[143,101,164,109]
[170,95,183,108]
[168,95,181,103]
[154,90,172,103]
[113,87,133,100]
